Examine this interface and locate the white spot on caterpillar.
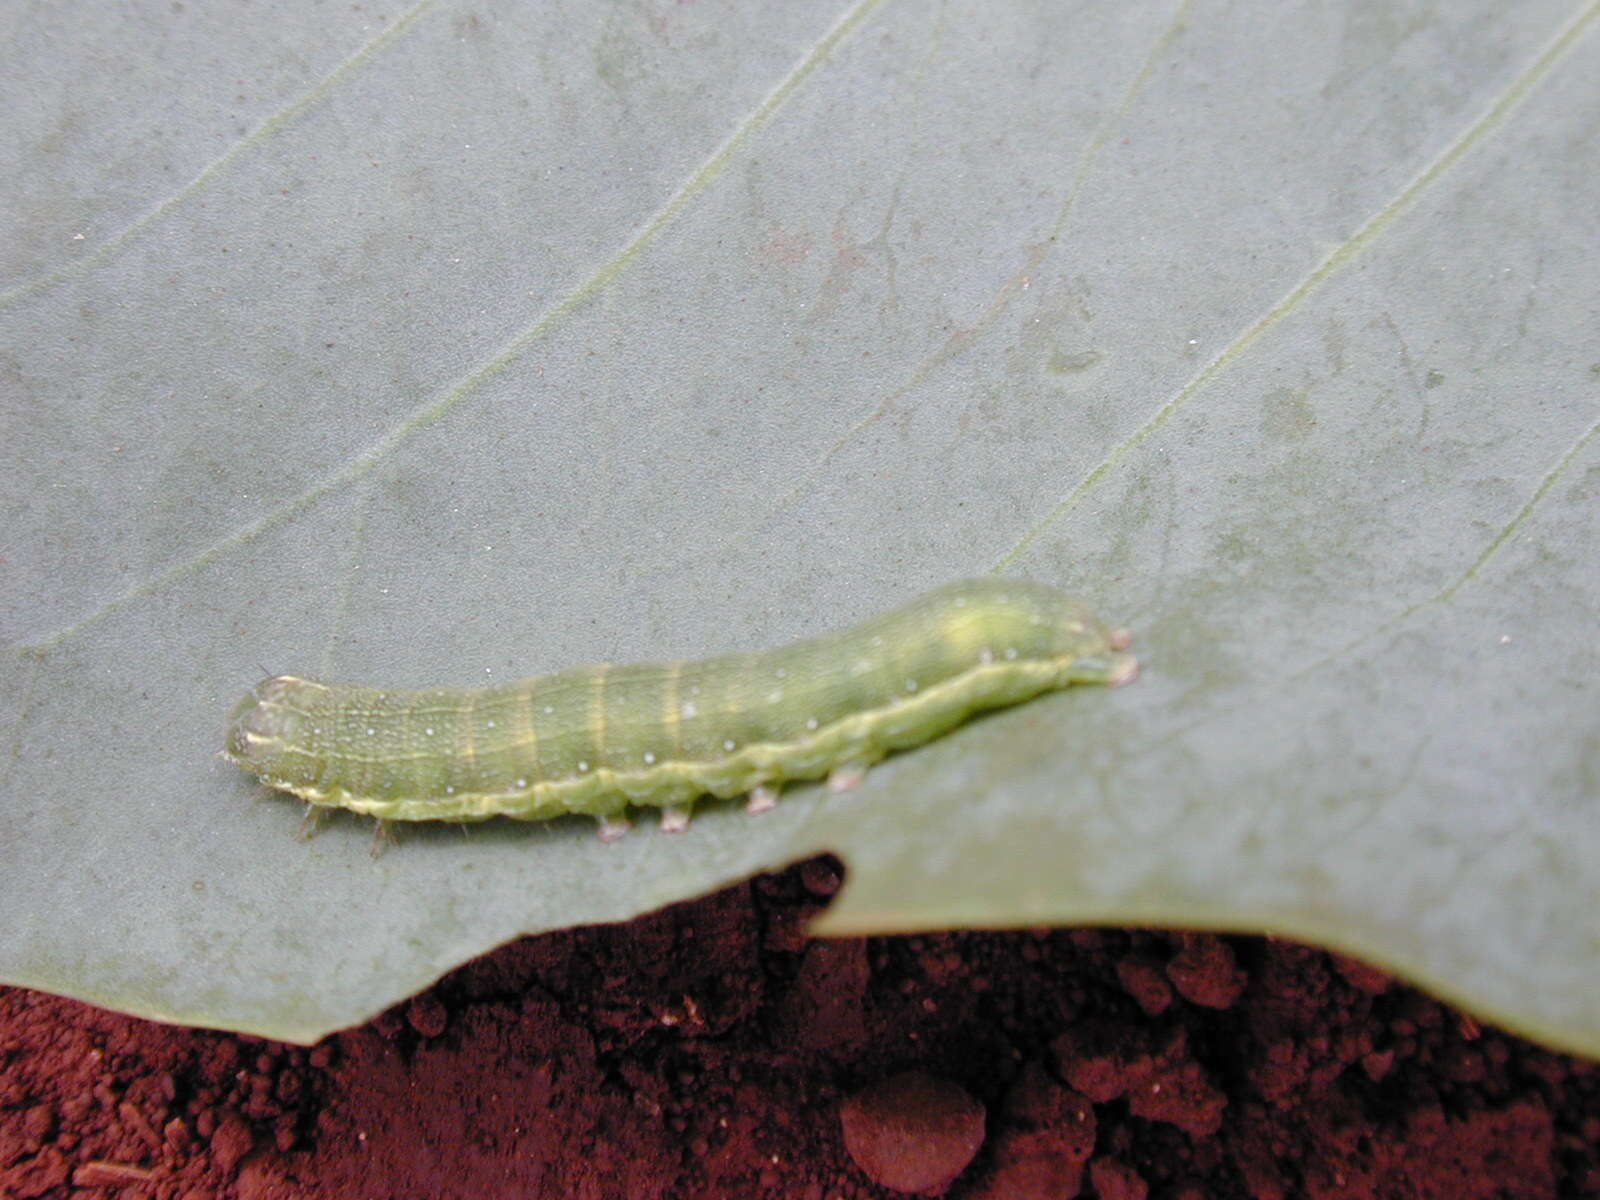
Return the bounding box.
[806,717,819,730]
[723,739,736,751]
[905,679,918,692]
[425,727,434,736]
[516,777,528,788]
[979,648,994,665]
[445,786,455,794]
[682,701,698,719]
[644,752,656,764]
[366,728,376,736]
[578,760,589,772]
[768,690,783,703]
[486,719,495,728]
[1005,647,1018,660]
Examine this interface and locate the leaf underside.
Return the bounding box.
[1,0,1597,1050]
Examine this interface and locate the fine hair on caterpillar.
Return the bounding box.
[223,579,1137,841]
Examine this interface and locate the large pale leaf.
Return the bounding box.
[2,0,1596,1050]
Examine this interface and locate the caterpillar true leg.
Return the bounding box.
[295,803,326,842]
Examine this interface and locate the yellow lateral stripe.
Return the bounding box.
[591,663,609,769]
[514,687,540,786]
[458,690,477,781]
[664,660,684,759]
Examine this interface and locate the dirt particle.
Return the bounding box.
[209,1111,254,1173]
[838,1070,985,1195]
[1116,956,1174,1016]
[966,1062,1094,1199]
[1090,1155,1149,1200]
[407,994,449,1039]
[1165,933,1246,1010]
[1331,953,1393,995]
[799,857,843,896]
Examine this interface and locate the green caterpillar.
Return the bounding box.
[223,579,1137,838]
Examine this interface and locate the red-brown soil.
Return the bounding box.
[2,855,1595,1198]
